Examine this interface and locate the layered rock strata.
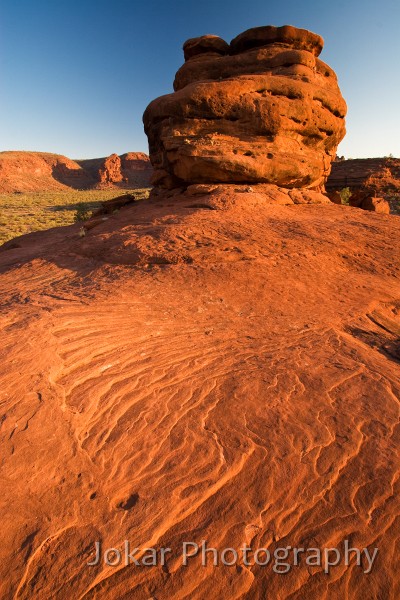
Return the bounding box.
[143,25,347,193]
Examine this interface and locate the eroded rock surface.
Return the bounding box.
[144,25,346,191]
[0,194,399,599]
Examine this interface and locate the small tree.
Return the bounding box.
[339,187,352,205]
[74,202,92,222]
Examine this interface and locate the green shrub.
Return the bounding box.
[339,187,352,205]
[74,202,92,222]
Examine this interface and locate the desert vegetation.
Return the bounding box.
[0,188,150,244]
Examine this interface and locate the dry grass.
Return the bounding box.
[0,188,150,245]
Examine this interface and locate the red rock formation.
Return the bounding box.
[77,152,153,189]
[120,152,153,187]
[361,196,390,213]
[326,157,400,213]
[1,24,398,600]
[0,151,95,192]
[326,189,391,213]
[327,157,400,193]
[96,152,153,188]
[98,153,123,185]
[144,25,346,192]
[0,151,153,193]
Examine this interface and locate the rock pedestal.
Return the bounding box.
[143,25,347,193]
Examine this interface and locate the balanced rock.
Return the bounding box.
[143,25,347,191]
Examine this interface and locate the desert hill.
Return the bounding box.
[0,151,152,193]
[1,23,399,600]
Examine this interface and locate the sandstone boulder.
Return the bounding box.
[143,25,346,191]
[229,25,324,55]
[183,34,230,60]
[361,196,390,214]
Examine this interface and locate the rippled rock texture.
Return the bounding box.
[144,25,346,190]
[0,191,399,599]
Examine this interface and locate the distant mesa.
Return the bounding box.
[143,24,347,198]
[0,151,153,193]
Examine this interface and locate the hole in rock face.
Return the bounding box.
[89,492,97,500]
[267,153,274,159]
[244,151,254,157]
[117,493,139,511]
[270,91,284,97]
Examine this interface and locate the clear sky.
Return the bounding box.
[0,0,399,159]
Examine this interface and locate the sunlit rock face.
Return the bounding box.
[143,25,347,190]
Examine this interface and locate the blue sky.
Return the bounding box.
[0,0,399,159]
